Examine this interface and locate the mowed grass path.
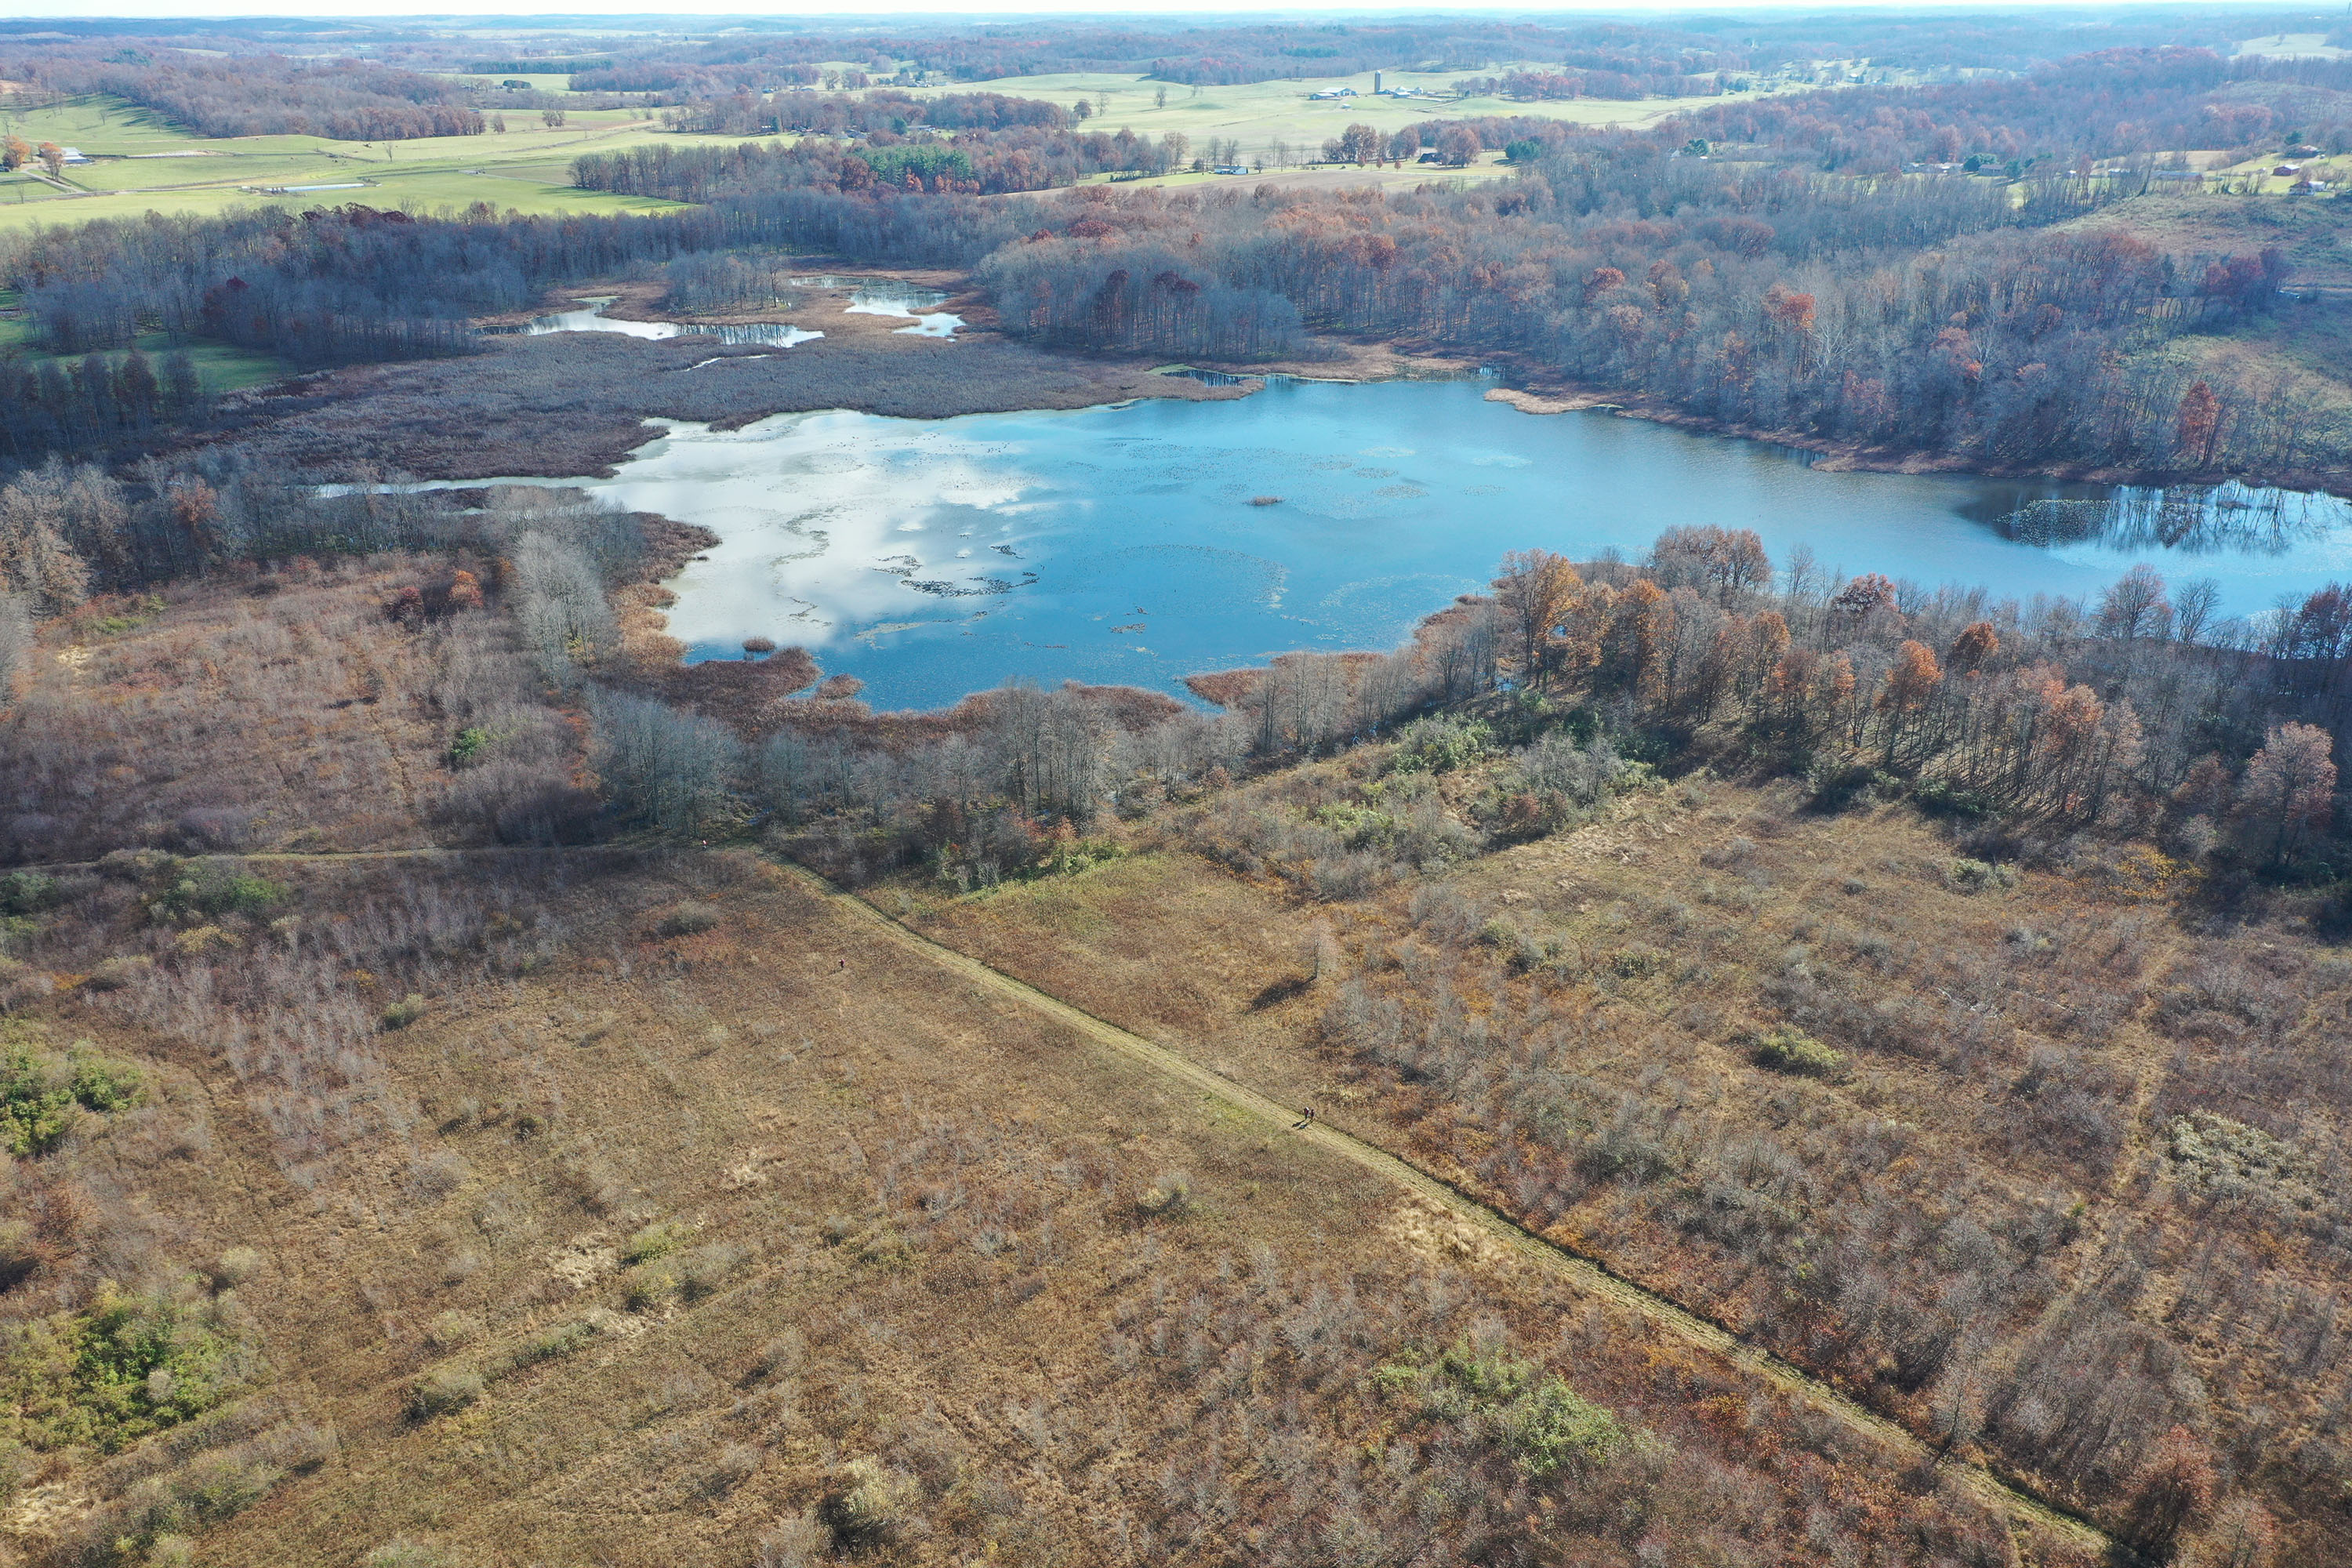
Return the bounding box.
[0,94,706,229]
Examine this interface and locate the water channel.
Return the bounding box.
[499,376,2352,710]
[517,283,962,347]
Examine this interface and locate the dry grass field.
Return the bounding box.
[892,749,2352,1563]
[0,815,2060,1567]
[0,564,2118,1568]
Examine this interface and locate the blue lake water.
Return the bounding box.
[554,376,2352,710]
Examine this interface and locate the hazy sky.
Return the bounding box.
[5,1,2060,18]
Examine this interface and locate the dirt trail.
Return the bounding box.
[780,861,2130,1563]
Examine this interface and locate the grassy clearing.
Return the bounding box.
[2057,188,2352,297]
[2232,30,2350,60]
[895,66,1796,165]
[13,328,290,390]
[433,72,582,94]
[2135,297,2352,434]
[0,294,291,390]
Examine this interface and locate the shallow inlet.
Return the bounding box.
[379,378,2352,711]
[522,296,823,347]
[518,286,960,345]
[839,281,964,338]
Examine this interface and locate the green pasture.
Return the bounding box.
[0,95,707,231]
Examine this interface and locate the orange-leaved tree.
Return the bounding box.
[2238,721,2337,863]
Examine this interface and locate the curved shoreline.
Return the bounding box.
[1475,375,2352,502]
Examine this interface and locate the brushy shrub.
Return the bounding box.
[1475,916,1550,974]
[755,1328,806,1382]
[1510,731,1631,811]
[706,1442,764,1494]
[497,1318,600,1372]
[405,1367,483,1420]
[151,865,286,922]
[211,1247,264,1290]
[1136,1171,1193,1217]
[1748,1025,1845,1078]
[170,925,239,958]
[1607,944,1671,981]
[97,849,181,884]
[0,1219,38,1291]
[447,725,502,767]
[655,900,722,937]
[423,1312,481,1351]
[818,1457,919,1550]
[675,1241,744,1301]
[1406,884,1484,944]
[84,955,154,993]
[1915,777,1995,818]
[0,872,64,917]
[623,1269,676,1312]
[1308,850,1389,902]
[2,1282,251,1451]
[0,1437,27,1509]
[1700,835,1759,869]
[1388,713,1494,774]
[2,1031,143,1156]
[59,1436,289,1562]
[1945,857,2018,894]
[412,1150,469,1197]
[1806,761,1893,815]
[620,1218,691,1265]
[1381,1330,1629,1479]
[379,993,428,1031]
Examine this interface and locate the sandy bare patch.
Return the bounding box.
[546,1233,618,1292]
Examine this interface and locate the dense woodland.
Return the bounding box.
[1681,49,2352,169]
[0,50,485,140]
[525,12,2299,94]
[657,150,2322,477]
[0,43,2344,484]
[570,50,2347,476]
[552,21,1748,96]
